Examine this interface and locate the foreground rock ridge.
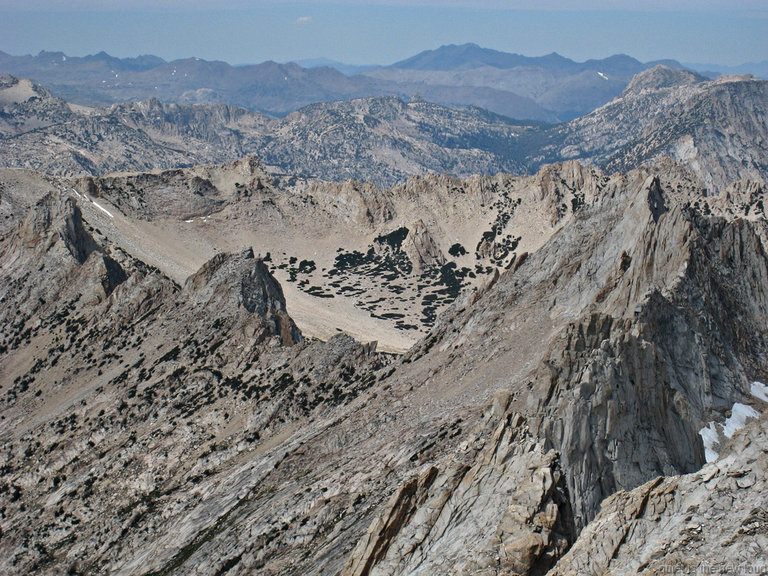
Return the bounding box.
[549,415,768,575]
[1,158,767,575]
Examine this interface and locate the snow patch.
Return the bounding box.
[185,219,194,223]
[597,72,608,80]
[698,397,762,463]
[92,202,114,219]
[70,188,82,199]
[698,422,719,463]
[751,381,768,402]
[722,403,760,438]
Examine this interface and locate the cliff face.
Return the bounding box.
[528,182,768,528]
[549,413,768,576]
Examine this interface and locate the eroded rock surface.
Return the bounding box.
[1,161,767,576]
[550,413,768,576]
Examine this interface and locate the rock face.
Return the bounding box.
[604,76,768,191]
[528,183,768,528]
[2,191,126,315]
[18,192,98,263]
[343,409,575,576]
[184,248,301,346]
[550,413,768,576]
[1,158,768,576]
[534,67,768,191]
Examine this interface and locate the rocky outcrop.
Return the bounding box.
[0,180,386,576]
[303,178,395,229]
[344,401,575,576]
[401,220,445,273]
[185,248,301,346]
[623,64,707,94]
[606,78,768,190]
[18,192,98,263]
[1,191,127,318]
[549,413,768,576]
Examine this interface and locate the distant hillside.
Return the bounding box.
[685,59,768,79]
[0,75,531,187]
[2,67,766,191]
[529,66,768,190]
[366,43,689,120]
[0,45,691,122]
[389,43,672,75]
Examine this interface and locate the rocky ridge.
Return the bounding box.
[5,148,767,354]
[1,160,767,575]
[534,66,768,191]
[0,157,609,351]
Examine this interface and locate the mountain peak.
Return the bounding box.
[184,249,301,345]
[624,64,707,94]
[389,43,532,71]
[0,75,51,104]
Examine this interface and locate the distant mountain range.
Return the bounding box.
[0,43,710,123]
[2,66,765,191]
[685,60,768,79]
[388,43,681,75]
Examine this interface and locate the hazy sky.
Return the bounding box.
[0,1,765,66]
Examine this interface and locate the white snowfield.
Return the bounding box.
[722,403,760,438]
[68,188,113,218]
[697,382,766,463]
[751,380,768,402]
[92,201,114,219]
[699,421,720,463]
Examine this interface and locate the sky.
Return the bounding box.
[0,1,765,67]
